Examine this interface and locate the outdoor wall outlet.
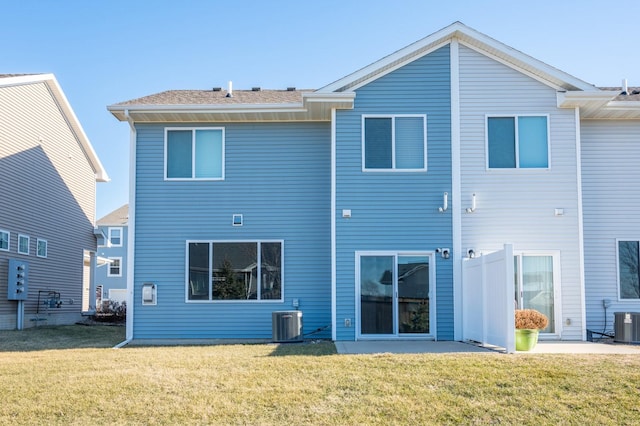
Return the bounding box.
[344,318,351,327]
[292,298,299,308]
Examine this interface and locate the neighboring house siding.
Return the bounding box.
[96,225,128,301]
[133,122,331,339]
[458,45,583,339]
[335,46,453,340]
[0,82,97,328]
[581,120,640,333]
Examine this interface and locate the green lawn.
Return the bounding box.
[1,326,639,425]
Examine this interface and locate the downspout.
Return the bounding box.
[574,107,587,341]
[331,108,337,341]
[114,109,136,348]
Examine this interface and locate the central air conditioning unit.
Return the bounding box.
[614,312,640,343]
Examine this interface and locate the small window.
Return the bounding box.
[165,128,225,180]
[187,241,283,302]
[108,257,122,277]
[18,234,29,255]
[36,239,47,258]
[362,115,426,171]
[108,227,123,247]
[0,230,10,251]
[618,240,640,299]
[487,115,548,169]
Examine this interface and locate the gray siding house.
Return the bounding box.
[0,74,108,329]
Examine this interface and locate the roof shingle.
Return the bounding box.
[114,89,313,106]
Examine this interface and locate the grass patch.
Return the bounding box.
[1,326,639,424]
[0,324,125,351]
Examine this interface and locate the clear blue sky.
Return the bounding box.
[3,0,640,219]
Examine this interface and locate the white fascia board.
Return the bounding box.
[603,101,640,110]
[557,91,619,107]
[318,21,597,94]
[2,74,110,182]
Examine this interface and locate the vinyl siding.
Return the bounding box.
[133,122,331,339]
[95,225,128,300]
[581,120,640,333]
[0,82,97,329]
[335,46,453,340]
[459,44,583,339]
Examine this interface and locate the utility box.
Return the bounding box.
[7,259,28,301]
[272,311,303,342]
[614,312,640,343]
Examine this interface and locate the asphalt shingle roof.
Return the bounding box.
[113,89,313,106]
[97,204,129,226]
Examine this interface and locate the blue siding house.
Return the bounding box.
[94,204,128,308]
[109,22,640,344]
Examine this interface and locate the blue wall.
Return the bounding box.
[95,225,127,300]
[132,122,331,339]
[334,46,453,340]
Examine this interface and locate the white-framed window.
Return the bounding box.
[108,257,122,277]
[186,240,283,302]
[362,115,427,171]
[486,115,549,169]
[165,127,225,180]
[0,229,10,251]
[108,227,123,247]
[18,234,29,255]
[36,239,47,258]
[514,251,561,334]
[617,240,640,300]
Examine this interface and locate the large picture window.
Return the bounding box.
[487,115,548,169]
[618,240,640,299]
[362,115,427,171]
[187,241,283,302]
[165,128,224,180]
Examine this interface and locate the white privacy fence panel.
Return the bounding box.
[462,244,515,353]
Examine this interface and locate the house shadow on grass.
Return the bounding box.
[0,325,125,352]
[268,339,337,356]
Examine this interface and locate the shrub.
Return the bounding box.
[515,309,548,330]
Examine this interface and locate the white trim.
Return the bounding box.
[615,239,640,302]
[513,250,563,338]
[574,107,587,340]
[125,112,136,340]
[108,227,123,247]
[184,240,285,303]
[355,251,436,340]
[361,114,427,172]
[164,127,225,181]
[107,257,123,277]
[331,108,337,341]
[36,238,47,258]
[485,114,551,170]
[450,39,463,341]
[17,234,30,255]
[0,229,10,251]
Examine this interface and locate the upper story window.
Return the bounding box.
[37,239,47,258]
[487,115,549,169]
[165,128,225,180]
[618,240,640,300]
[108,227,123,247]
[362,115,427,171]
[0,230,9,251]
[18,234,29,255]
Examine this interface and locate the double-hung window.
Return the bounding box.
[36,239,47,258]
[165,128,225,180]
[362,115,427,171]
[487,115,549,169]
[0,230,9,251]
[108,257,122,277]
[18,235,29,255]
[187,241,283,302]
[108,227,123,247]
[617,240,640,300]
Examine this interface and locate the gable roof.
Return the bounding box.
[319,21,597,93]
[97,204,129,226]
[0,74,109,182]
